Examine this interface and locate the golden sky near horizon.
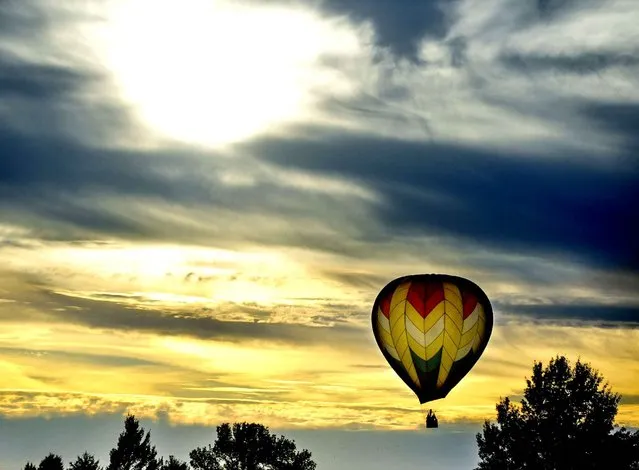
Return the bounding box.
[1,0,638,432]
[2,239,638,429]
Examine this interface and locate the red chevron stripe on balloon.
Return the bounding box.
[462,291,478,319]
[406,282,445,318]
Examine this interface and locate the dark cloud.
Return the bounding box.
[447,36,468,68]
[585,103,639,155]
[0,0,49,39]
[0,122,376,251]
[505,0,589,27]
[320,270,392,291]
[2,105,637,290]
[349,364,386,369]
[496,302,639,327]
[0,286,367,347]
[0,346,163,368]
[620,394,639,405]
[0,129,202,195]
[535,0,574,19]
[315,0,448,61]
[0,53,88,100]
[246,130,639,272]
[501,52,639,76]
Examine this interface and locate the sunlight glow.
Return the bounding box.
[94,0,361,148]
[2,241,352,306]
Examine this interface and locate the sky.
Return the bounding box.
[0,0,638,468]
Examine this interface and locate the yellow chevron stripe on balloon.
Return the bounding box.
[377,306,390,332]
[406,315,426,347]
[406,302,427,361]
[425,316,445,360]
[405,302,424,330]
[389,281,420,387]
[437,282,464,387]
[472,306,487,353]
[423,301,445,338]
[390,281,410,315]
[407,335,426,361]
[377,321,396,356]
[376,306,401,361]
[426,330,444,360]
[456,302,483,360]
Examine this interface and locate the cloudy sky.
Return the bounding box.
[1,0,638,468]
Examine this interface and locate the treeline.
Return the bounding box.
[23,416,316,470]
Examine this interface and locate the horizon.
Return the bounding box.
[1,0,638,468]
[1,415,484,470]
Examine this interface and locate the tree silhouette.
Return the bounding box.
[107,414,160,470]
[189,422,316,470]
[38,453,64,470]
[476,355,639,470]
[20,416,319,470]
[69,452,102,470]
[159,456,189,470]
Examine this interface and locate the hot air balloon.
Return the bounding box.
[371,274,493,428]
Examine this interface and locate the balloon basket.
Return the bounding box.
[421,405,439,429]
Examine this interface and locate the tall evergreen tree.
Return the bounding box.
[107,414,160,470]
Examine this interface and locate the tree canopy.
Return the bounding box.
[160,456,189,470]
[69,451,102,470]
[37,453,64,470]
[189,422,316,470]
[476,355,639,470]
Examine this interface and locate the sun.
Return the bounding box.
[92,0,359,148]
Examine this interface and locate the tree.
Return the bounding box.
[24,463,37,470]
[69,452,102,470]
[107,414,160,470]
[160,456,189,470]
[476,355,639,470]
[38,453,64,470]
[189,422,316,470]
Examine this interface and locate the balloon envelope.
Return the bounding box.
[371,274,493,404]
